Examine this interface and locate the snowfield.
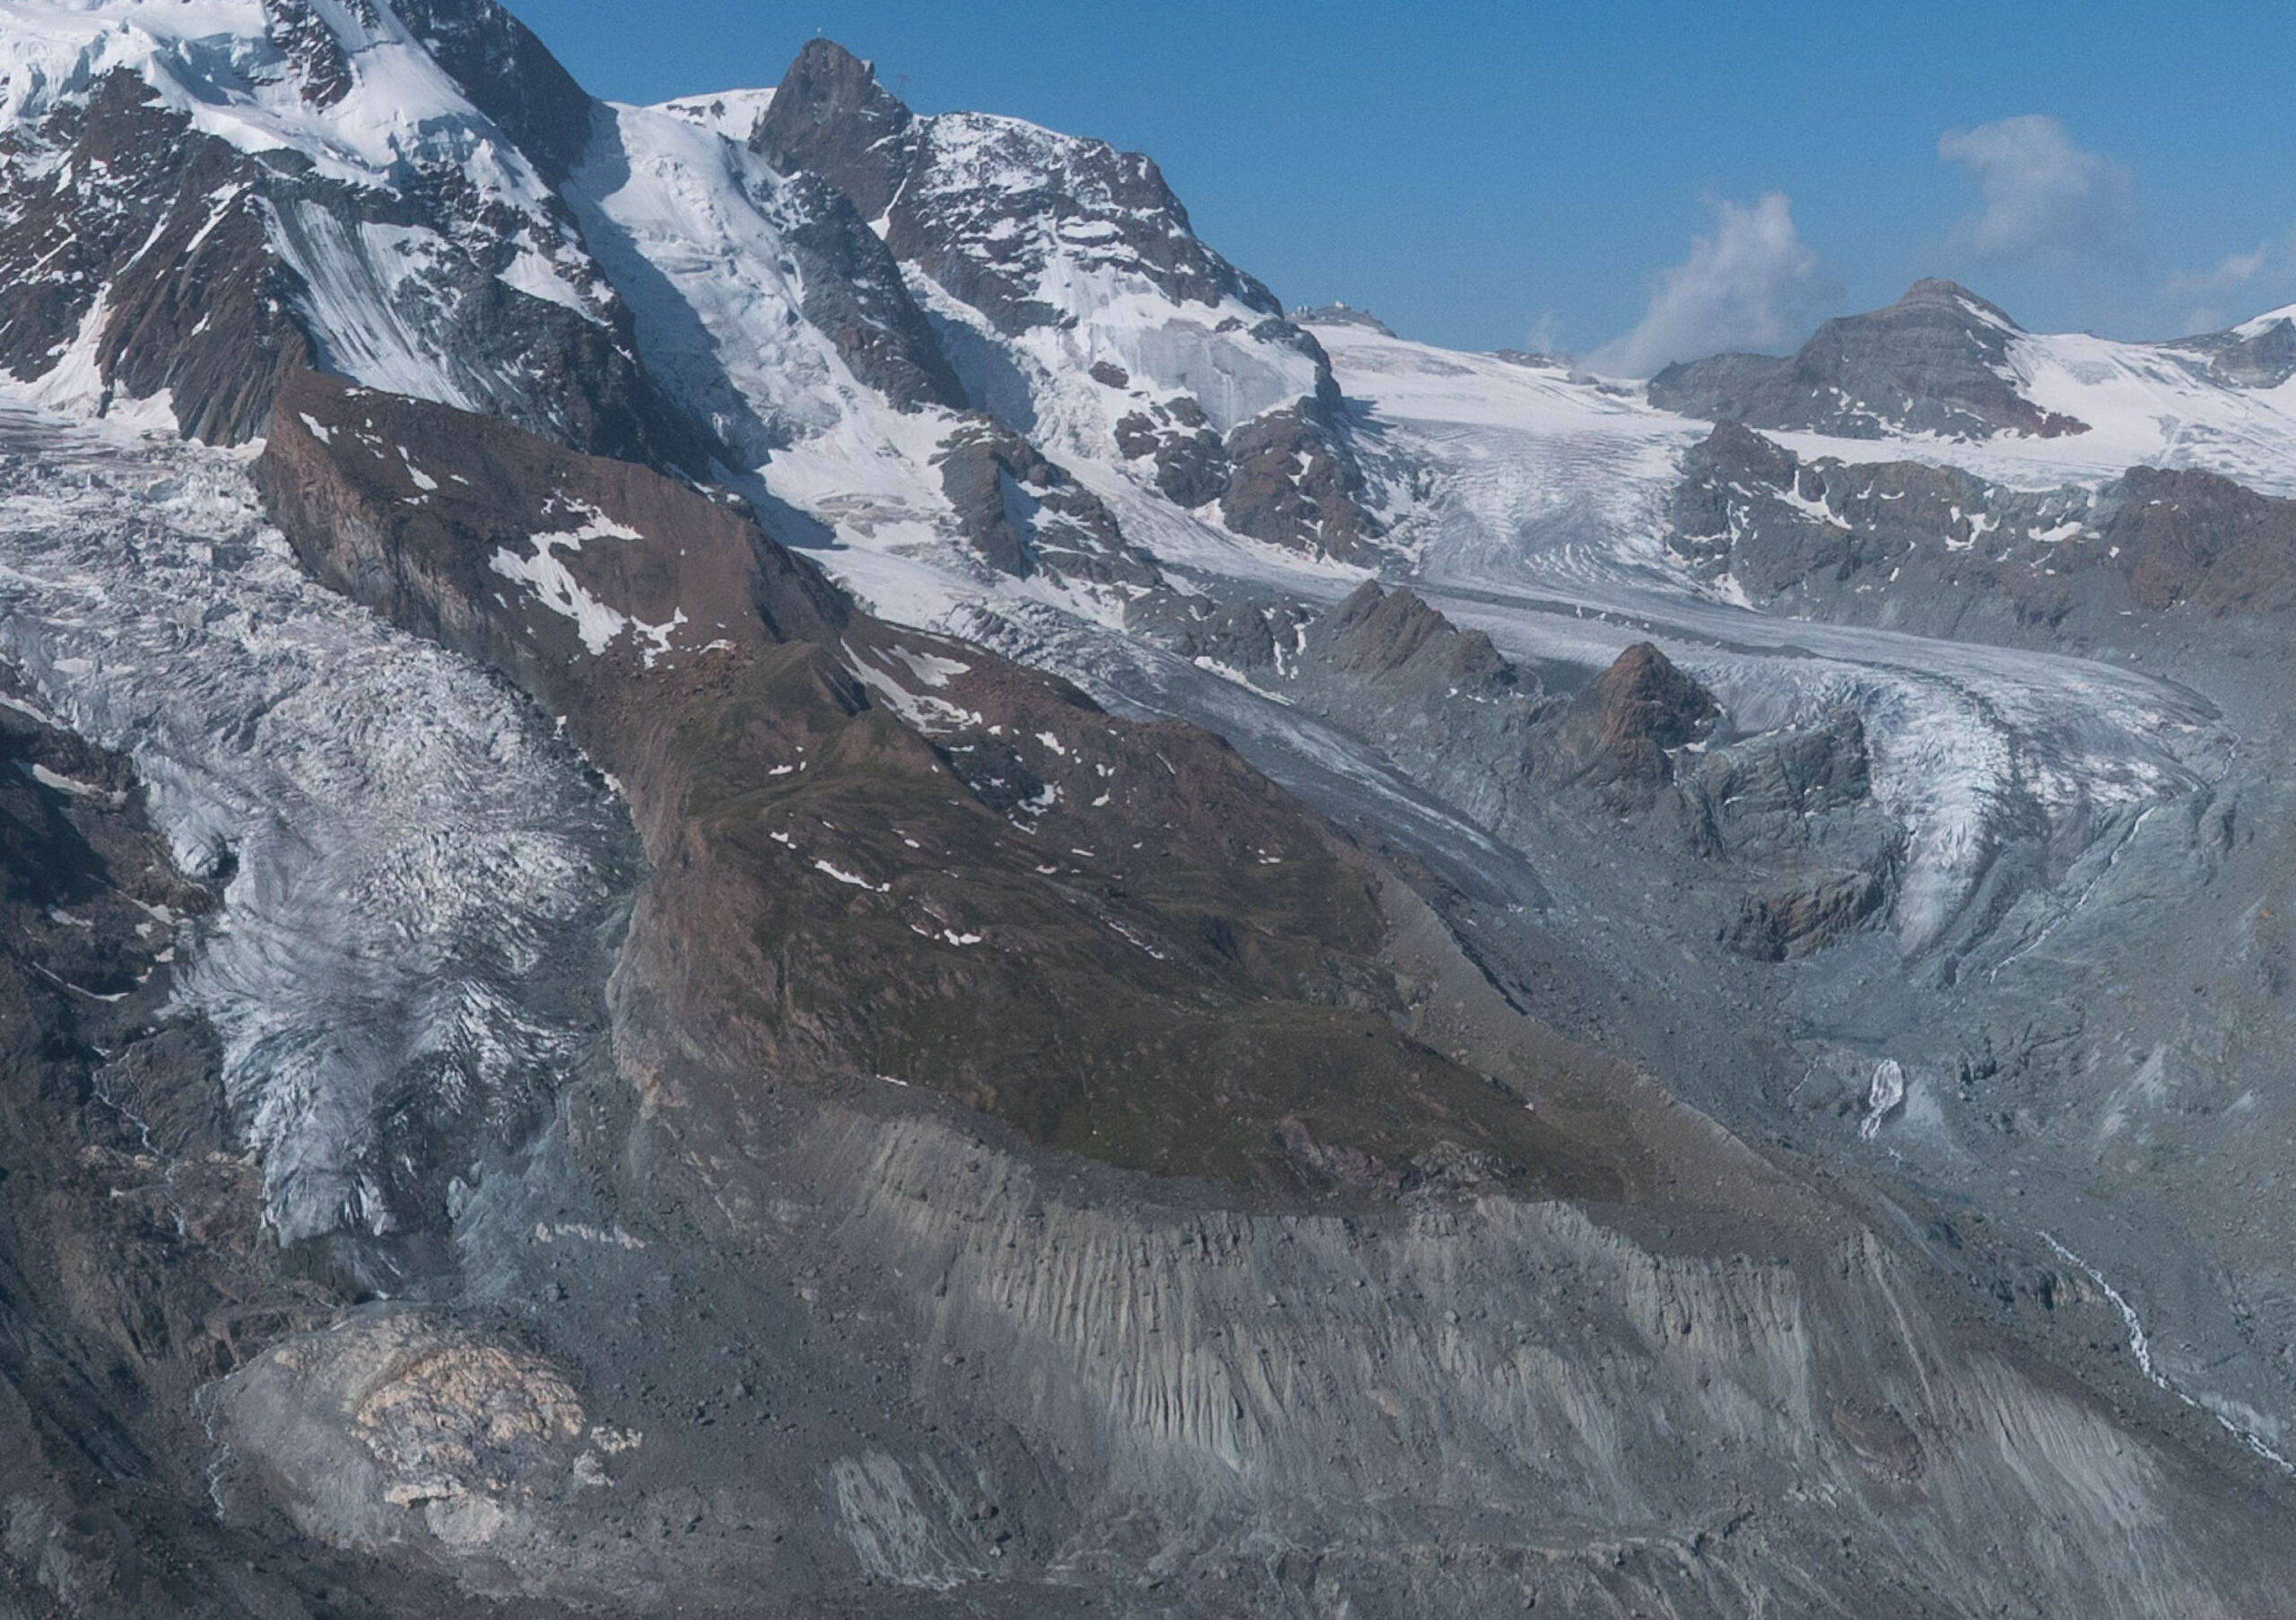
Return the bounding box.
[1755,326,2296,497]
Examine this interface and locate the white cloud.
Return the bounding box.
[2165,243,2274,334]
[1589,194,1827,378]
[2188,244,2272,293]
[1939,115,2135,262]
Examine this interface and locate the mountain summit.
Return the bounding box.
[1648,278,2091,440]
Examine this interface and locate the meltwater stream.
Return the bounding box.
[0,399,639,1243]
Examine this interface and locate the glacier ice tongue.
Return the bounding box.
[0,395,637,1242]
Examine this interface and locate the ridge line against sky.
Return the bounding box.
[504,0,2296,370]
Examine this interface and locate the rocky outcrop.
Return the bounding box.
[206,1311,602,1567]
[770,170,970,414]
[1669,421,2296,641]
[1135,580,1558,838]
[253,369,844,725]
[1218,401,1387,559]
[1290,302,1396,335]
[740,36,915,222]
[2167,308,2296,388]
[1650,280,2090,440]
[1140,585,1712,817]
[262,0,361,108]
[1114,388,1388,555]
[1544,640,1719,811]
[1115,396,1230,507]
[933,416,1161,585]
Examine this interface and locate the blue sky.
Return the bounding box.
[508,0,2296,367]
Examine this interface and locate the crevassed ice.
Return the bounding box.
[0,397,636,1242]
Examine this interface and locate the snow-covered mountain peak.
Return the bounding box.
[735,38,1386,559]
[0,0,555,205]
[752,38,1283,333]
[2230,301,2296,340]
[1895,276,2022,332]
[901,108,1283,327]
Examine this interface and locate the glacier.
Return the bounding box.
[0,393,635,1244]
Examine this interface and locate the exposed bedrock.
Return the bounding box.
[1649,280,2089,440]
[1668,419,2296,648]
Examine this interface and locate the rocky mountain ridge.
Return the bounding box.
[1668,417,2296,643]
[1650,279,2091,440]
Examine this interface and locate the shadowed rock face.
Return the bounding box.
[1665,420,2107,636]
[770,167,970,414]
[933,416,1161,585]
[743,36,918,223]
[1139,583,1909,968]
[1695,710,1899,960]
[1650,280,2090,440]
[0,71,304,443]
[388,0,597,184]
[1146,585,1722,814]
